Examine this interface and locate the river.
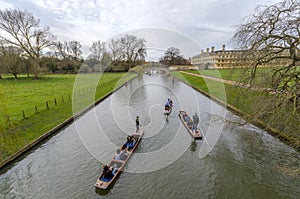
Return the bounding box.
[0,74,299,199]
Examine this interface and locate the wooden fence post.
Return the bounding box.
[46,101,49,109]
[22,110,26,119]
[54,98,57,106]
[35,105,38,113]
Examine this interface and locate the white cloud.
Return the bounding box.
[1,0,283,59]
[0,0,13,9]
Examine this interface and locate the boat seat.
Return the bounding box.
[100,177,112,182]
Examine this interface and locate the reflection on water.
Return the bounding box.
[0,75,299,199]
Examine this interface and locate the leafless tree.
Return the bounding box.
[108,34,146,70]
[120,34,146,69]
[0,9,55,78]
[67,40,82,60]
[53,41,68,59]
[109,38,124,61]
[231,0,300,144]
[89,40,106,62]
[233,0,300,110]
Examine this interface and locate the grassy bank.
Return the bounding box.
[0,73,137,162]
[186,68,278,86]
[172,71,300,151]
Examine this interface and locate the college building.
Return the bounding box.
[191,45,290,69]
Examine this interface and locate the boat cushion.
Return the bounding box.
[100,177,112,182]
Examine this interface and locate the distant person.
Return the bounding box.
[165,100,170,110]
[136,116,140,132]
[192,113,199,133]
[169,99,173,107]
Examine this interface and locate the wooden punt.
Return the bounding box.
[94,129,144,189]
[178,110,202,140]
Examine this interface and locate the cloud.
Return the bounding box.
[1,0,283,59]
[0,0,13,9]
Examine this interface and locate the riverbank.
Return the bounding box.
[0,73,137,168]
[171,71,300,151]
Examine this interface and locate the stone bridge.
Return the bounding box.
[142,63,170,75]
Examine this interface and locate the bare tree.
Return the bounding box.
[67,40,82,60]
[89,40,106,62]
[120,34,146,70]
[53,41,68,59]
[108,34,146,70]
[232,0,300,142]
[0,9,55,78]
[233,0,300,91]
[109,38,124,62]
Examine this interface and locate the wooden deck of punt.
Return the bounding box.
[178,110,202,140]
[94,129,144,190]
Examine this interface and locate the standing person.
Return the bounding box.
[192,113,199,133]
[165,99,170,110]
[136,116,140,133]
[169,99,173,107]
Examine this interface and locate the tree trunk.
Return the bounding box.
[33,59,39,79]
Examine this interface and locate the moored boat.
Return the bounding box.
[94,129,144,189]
[178,110,202,139]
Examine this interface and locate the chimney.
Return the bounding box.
[211,46,215,53]
[222,44,225,51]
[201,49,204,54]
[206,48,209,53]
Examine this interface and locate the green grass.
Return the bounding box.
[172,71,300,150]
[186,69,243,81]
[0,72,137,162]
[186,68,278,86]
[173,71,263,114]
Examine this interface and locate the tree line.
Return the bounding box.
[0,9,147,79]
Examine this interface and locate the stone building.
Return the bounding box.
[191,45,289,69]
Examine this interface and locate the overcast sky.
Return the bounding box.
[0,0,282,60]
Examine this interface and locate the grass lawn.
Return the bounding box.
[186,68,280,87]
[0,72,137,162]
[172,71,300,150]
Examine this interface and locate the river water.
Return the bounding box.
[0,74,299,199]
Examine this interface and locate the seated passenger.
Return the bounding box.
[183,114,190,122]
[122,136,131,149]
[187,118,193,126]
[114,148,128,161]
[122,136,135,150]
[127,136,135,150]
[102,165,114,179]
